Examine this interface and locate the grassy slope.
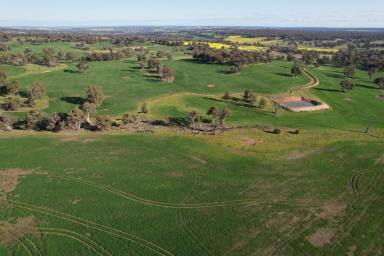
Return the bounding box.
[1,42,384,255]
[0,131,383,255]
[150,65,384,130]
[6,59,308,116]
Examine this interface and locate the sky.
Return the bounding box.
[1,0,383,27]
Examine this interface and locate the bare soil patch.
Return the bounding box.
[319,201,347,221]
[285,149,316,160]
[243,137,264,146]
[0,216,40,247]
[307,228,336,247]
[0,169,33,194]
[375,154,384,165]
[191,155,208,164]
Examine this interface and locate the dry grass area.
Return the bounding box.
[0,169,33,194]
[0,216,40,247]
[307,228,336,247]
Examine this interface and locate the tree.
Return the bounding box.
[344,64,356,79]
[28,81,46,106]
[230,62,243,73]
[161,66,174,83]
[26,110,43,130]
[243,90,256,105]
[0,70,7,84]
[122,113,130,128]
[218,108,231,126]
[368,67,377,81]
[80,102,97,123]
[5,80,20,95]
[86,86,104,106]
[340,79,355,93]
[374,77,384,89]
[141,103,149,114]
[67,108,84,130]
[259,97,267,109]
[291,63,302,77]
[96,115,112,131]
[207,107,219,125]
[77,60,90,73]
[0,112,15,131]
[43,113,61,132]
[6,95,24,111]
[223,91,231,100]
[188,110,200,127]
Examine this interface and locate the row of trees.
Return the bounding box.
[187,107,231,128]
[0,48,80,66]
[191,44,272,72]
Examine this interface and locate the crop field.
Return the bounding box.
[225,36,284,46]
[1,39,384,256]
[298,47,340,53]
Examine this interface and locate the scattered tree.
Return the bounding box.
[28,81,46,106]
[291,63,302,77]
[340,79,355,93]
[0,70,6,84]
[368,67,377,80]
[122,113,130,128]
[243,90,256,104]
[80,102,97,123]
[96,115,112,131]
[218,108,231,126]
[344,64,356,78]
[374,77,384,89]
[5,80,20,95]
[223,91,231,100]
[67,108,84,130]
[26,110,43,130]
[77,60,90,73]
[161,66,174,83]
[6,95,24,111]
[207,107,219,125]
[141,103,149,114]
[188,110,200,127]
[86,86,104,106]
[259,97,267,109]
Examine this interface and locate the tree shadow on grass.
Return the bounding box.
[60,96,86,105]
[355,84,380,90]
[203,96,261,110]
[325,73,344,79]
[168,117,189,127]
[314,88,341,93]
[275,72,292,77]
[64,69,78,74]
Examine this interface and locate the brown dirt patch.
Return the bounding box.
[0,169,33,193]
[307,228,336,247]
[285,149,316,160]
[375,154,384,165]
[0,216,40,247]
[348,245,357,256]
[319,201,346,221]
[71,198,82,205]
[243,137,264,146]
[191,155,208,164]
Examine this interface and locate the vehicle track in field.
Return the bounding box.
[43,173,327,209]
[12,201,175,256]
[322,170,384,256]
[40,228,112,256]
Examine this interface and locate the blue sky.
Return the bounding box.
[1,0,383,27]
